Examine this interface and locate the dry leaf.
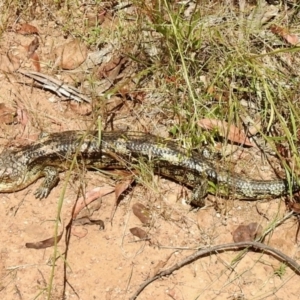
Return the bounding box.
[27,37,39,58]
[115,178,133,203]
[15,23,39,35]
[110,177,134,221]
[75,196,103,220]
[198,118,254,146]
[232,222,262,242]
[232,225,253,242]
[54,39,88,70]
[26,37,41,71]
[73,186,115,218]
[130,227,149,240]
[31,52,41,72]
[25,229,63,249]
[132,203,152,225]
[284,34,299,45]
[270,25,299,45]
[97,55,126,82]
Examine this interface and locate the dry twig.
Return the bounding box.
[130,241,300,300]
[18,69,91,103]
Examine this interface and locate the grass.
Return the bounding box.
[1,0,300,299]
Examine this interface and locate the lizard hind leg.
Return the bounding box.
[188,176,208,208]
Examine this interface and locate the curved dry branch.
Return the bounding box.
[130,241,300,300]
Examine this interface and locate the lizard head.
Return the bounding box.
[0,151,27,192]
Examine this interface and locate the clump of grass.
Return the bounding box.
[125,0,300,153]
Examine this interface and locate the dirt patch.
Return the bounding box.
[2,183,300,299]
